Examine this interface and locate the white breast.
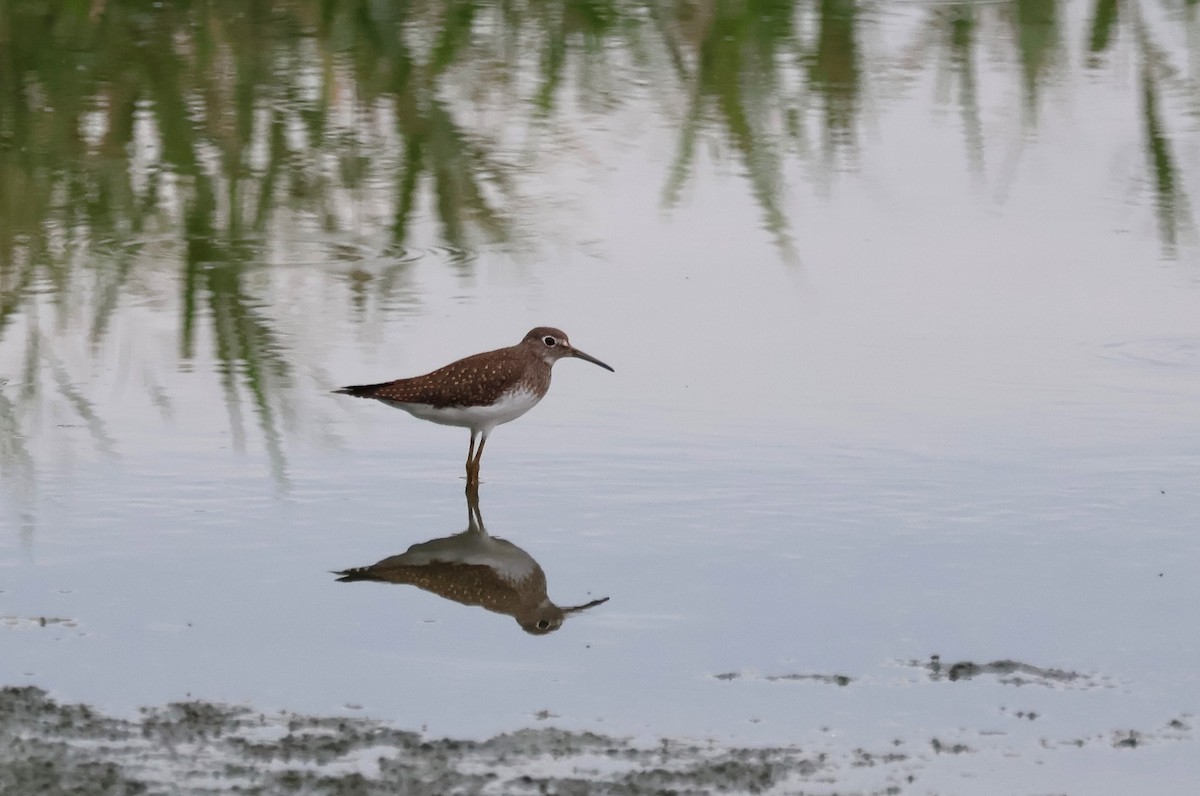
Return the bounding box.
[398,532,540,582]
[385,387,542,433]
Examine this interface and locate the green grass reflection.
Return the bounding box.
[0,0,1196,505]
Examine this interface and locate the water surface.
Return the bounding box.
[2,1,1199,792]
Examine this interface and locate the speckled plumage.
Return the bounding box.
[334,327,613,484]
[334,488,609,634]
[337,341,552,410]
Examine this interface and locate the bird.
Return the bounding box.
[334,327,613,484]
[334,488,609,634]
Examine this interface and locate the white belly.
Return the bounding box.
[385,387,542,433]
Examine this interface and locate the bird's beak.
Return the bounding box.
[562,596,610,614]
[568,347,615,372]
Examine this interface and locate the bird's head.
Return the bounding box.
[523,327,614,372]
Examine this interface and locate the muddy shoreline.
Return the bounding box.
[2,675,1190,795]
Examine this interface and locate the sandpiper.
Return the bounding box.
[334,488,609,634]
[335,327,613,484]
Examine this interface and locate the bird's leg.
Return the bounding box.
[466,431,478,484]
[465,480,482,524]
[467,431,488,486]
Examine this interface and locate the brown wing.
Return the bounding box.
[334,347,538,408]
[336,561,544,616]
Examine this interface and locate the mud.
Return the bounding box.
[0,682,1191,795]
[911,656,1112,688]
[0,685,836,795]
[713,671,853,686]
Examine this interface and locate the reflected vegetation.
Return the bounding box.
[0,0,1198,505]
[334,487,608,634]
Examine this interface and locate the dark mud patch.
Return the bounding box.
[713,671,853,686]
[909,656,1112,688]
[1,615,80,631]
[1038,715,1194,752]
[0,686,908,795]
[1,686,1191,795]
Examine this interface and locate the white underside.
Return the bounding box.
[393,531,538,582]
[383,387,542,435]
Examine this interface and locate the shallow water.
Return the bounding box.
[2,0,1200,792]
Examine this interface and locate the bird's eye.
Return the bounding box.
[542,336,557,347]
[536,619,551,629]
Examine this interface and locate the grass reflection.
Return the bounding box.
[2,1,1194,278]
[1011,0,1063,123]
[0,0,1197,506]
[182,179,292,486]
[1133,5,1195,254]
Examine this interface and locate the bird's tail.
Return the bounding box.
[332,568,375,582]
[332,382,386,398]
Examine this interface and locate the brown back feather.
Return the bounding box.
[334,347,547,408]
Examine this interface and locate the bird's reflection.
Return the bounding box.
[335,487,608,634]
